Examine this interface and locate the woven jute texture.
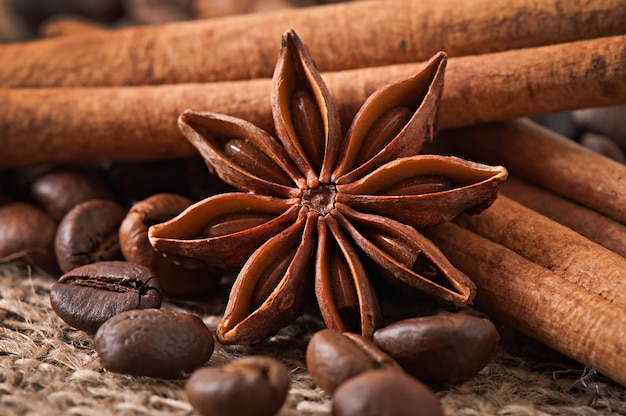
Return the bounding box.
[1,262,625,416]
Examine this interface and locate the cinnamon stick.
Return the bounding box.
[424,222,626,387]
[500,176,626,258]
[455,195,626,308]
[441,118,626,224]
[2,35,625,169]
[0,0,625,87]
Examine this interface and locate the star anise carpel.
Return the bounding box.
[148,29,508,345]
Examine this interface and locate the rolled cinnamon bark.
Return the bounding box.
[1,35,625,169]
[455,195,626,308]
[0,0,624,87]
[424,222,626,387]
[500,176,626,257]
[441,118,626,224]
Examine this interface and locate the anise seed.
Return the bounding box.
[251,248,297,309]
[380,175,456,196]
[224,138,293,186]
[366,232,418,268]
[356,106,412,166]
[330,249,361,332]
[203,212,274,237]
[291,90,325,172]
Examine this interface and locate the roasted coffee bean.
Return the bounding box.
[50,261,162,333]
[186,356,290,416]
[30,167,114,222]
[373,313,500,384]
[55,199,126,273]
[0,202,58,273]
[332,369,444,416]
[119,193,217,295]
[94,308,214,378]
[306,329,402,394]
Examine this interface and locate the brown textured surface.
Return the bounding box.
[1,0,625,87]
[1,262,625,415]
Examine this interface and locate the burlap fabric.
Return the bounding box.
[1,263,625,416]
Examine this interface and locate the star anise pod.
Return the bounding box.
[149,30,507,345]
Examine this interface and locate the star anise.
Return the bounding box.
[148,30,507,345]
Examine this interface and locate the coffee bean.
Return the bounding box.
[55,199,126,273]
[50,261,162,333]
[119,193,217,295]
[372,313,499,384]
[332,369,443,416]
[186,356,290,416]
[306,329,402,394]
[0,202,58,273]
[94,308,214,378]
[30,167,114,222]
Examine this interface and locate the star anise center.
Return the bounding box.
[301,184,337,216]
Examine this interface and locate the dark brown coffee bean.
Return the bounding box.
[50,261,162,333]
[55,199,126,273]
[186,356,290,416]
[306,329,402,394]
[119,193,217,296]
[332,369,443,416]
[94,308,214,378]
[373,313,499,384]
[30,167,114,222]
[0,202,58,273]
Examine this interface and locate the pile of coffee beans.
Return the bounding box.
[306,314,499,416]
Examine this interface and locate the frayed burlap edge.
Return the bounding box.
[1,263,625,416]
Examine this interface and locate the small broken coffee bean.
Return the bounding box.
[50,261,162,333]
[186,355,290,416]
[30,167,114,221]
[55,199,126,273]
[119,193,217,295]
[373,313,499,384]
[0,202,58,273]
[306,329,402,394]
[332,369,444,416]
[94,308,214,378]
